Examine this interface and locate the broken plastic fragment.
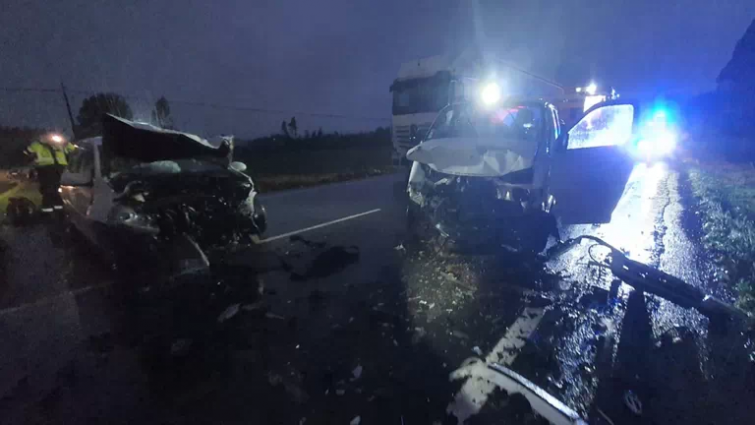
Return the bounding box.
[623,390,642,416]
[352,365,363,380]
[217,303,241,323]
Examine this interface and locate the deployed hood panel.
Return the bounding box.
[102,114,232,171]
[406,136,537,177]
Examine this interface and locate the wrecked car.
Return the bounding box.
[406,98,638,252]
[60,114,267,275]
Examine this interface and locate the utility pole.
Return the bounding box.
[60,82,78,139]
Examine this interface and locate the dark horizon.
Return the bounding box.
[1,0,753,138]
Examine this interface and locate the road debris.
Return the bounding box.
[217,303,241,323]
[170,339,192,356]
[624,390,642,416]
[472,346,483,356]
[267,372,309,404]
[265,312,286,320]
[289,245,360,281]
[352,365,363,380]
[451,330,469,340]
[349,416,361,425]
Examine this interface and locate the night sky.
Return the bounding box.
[1,0,753,138]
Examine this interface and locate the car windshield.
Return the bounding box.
[426,103,544,144]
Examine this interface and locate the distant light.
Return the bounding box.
[480,82,501,105]
[586,82,598,95]
[50,134,64,143]
[575,87,582,93]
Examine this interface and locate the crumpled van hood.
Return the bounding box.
[406,136,537,177]
[102,114,232,172]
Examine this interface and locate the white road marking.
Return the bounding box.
[1,209,381,315]
[259,208,382,244]
[447,307,546,423]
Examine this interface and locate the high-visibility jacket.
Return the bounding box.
[25,140,75,167]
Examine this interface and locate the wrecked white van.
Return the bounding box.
[406,99,637,252]
[60,114,267,276]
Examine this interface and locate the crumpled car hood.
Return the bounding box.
[406,136,537,177]
[102,114,232,170]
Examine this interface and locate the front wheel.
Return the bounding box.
[253,198,267,235]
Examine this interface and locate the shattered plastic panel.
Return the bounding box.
[406,136,536,177]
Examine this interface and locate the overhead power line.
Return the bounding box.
[1,86,391,122]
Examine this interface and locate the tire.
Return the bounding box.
[253,198,267,236]
[520,211,557,254]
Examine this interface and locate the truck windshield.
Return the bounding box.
[391,76,450,115]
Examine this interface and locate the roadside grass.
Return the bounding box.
[254,167,395,192]
[688,163,755,314]
[241,144,397,192]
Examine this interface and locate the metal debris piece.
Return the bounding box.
[352,365,363,380]
[350,416,361,425]
[217,303,241,323]
[412,327,427,345]
[242,301,265,312]
[623,390,642,416]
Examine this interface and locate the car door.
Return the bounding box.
[60,146,95,223]
[547,101,638,224]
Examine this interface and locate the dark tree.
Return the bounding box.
[151,96,174,129]
[288,116,298,138]
[304,130,311,139]
[77,93,133,137]
[718,19,755,90]
[316,127,324,138]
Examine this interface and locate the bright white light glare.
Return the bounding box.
[636,130,677,159]
[637,139,653,156]
[480,82,501,105]
[655,130,677,155]
[575,87,582,93]
[50,134,64,143]
[586,82,598,95]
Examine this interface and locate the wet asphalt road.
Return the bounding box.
[0,166,753,424]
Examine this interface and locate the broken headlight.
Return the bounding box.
[107,205,160,235]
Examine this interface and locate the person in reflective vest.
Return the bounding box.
[25,134,75,213]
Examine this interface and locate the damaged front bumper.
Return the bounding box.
[406,162,557,251]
